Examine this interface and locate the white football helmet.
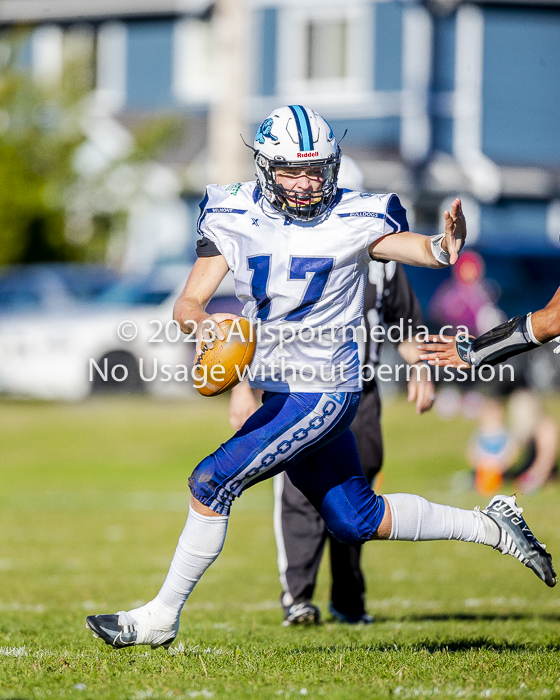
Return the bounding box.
[252,105,341,220]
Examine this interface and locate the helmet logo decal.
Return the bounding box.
[255,118,278,145]
[288,105,313,151]
[297,151,319,158]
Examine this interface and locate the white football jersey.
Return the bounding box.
[198,182,409,392]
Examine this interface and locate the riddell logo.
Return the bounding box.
[297,151,319,158]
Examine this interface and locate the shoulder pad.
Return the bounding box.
[336,190,391,214]
[198,182,258,234]
[334,191,408,233]
[200,182,256,214]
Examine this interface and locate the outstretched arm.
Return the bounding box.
[418,287,560,368]
[369,198,466,268]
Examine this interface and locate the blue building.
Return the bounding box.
[2,0,560,310]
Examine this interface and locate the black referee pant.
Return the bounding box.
[273,383,383,618]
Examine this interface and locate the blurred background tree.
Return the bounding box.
[0,29,182,266]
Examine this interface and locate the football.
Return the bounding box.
[194,318,256,397]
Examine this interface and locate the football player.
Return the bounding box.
[86,106,556,650]
[418,286,560,368]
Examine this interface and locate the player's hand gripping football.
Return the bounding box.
[193,314,256,397]
[195,313,241,357]
[442,198,467,265]
[417,335,470,368]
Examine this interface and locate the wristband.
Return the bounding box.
[430,233,451,266]
[526,312,542,346]
[456,338,473,365]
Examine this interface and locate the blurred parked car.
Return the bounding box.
[0,264,240,400]
[0,264,118,314]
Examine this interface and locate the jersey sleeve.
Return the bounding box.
[196,237,222,257]
[360,194,408,262]
[336,191,410,258]
[367,194,409,243]
[385,194,409,233]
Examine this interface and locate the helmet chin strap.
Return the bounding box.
[278,189,325,221]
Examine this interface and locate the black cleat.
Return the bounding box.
[328,603,373,625]
[86,610,178,650]
[283,600,321,627]
[86,614,137,649]
[483,495,557,587]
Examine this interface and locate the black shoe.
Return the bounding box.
[86,610,178,650]
[329,603,373,625]
[86,614,138,649]
[483,495,557,587]
[283,600,321,627]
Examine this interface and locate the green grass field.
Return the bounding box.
[1,394,560,699]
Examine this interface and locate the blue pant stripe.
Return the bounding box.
[188,391,387,539]
[188,392,376,534]
[207,396,323,510]
[202,393,325,512]
[232,393,351,493]
[215,394,349,506]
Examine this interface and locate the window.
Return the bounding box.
[31,23,96,90]
[125,19,175,109]
[277,4,370,100]
[305,19,347,81]
[173,18,214,104]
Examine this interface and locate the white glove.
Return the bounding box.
[553,337,560,355]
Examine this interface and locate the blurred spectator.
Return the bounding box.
[467,398,515,495]
[435,387,484,421]
[506,390,559,494]
[466,390,558,496]
[429,251,504,336]
[430,251,513,409]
